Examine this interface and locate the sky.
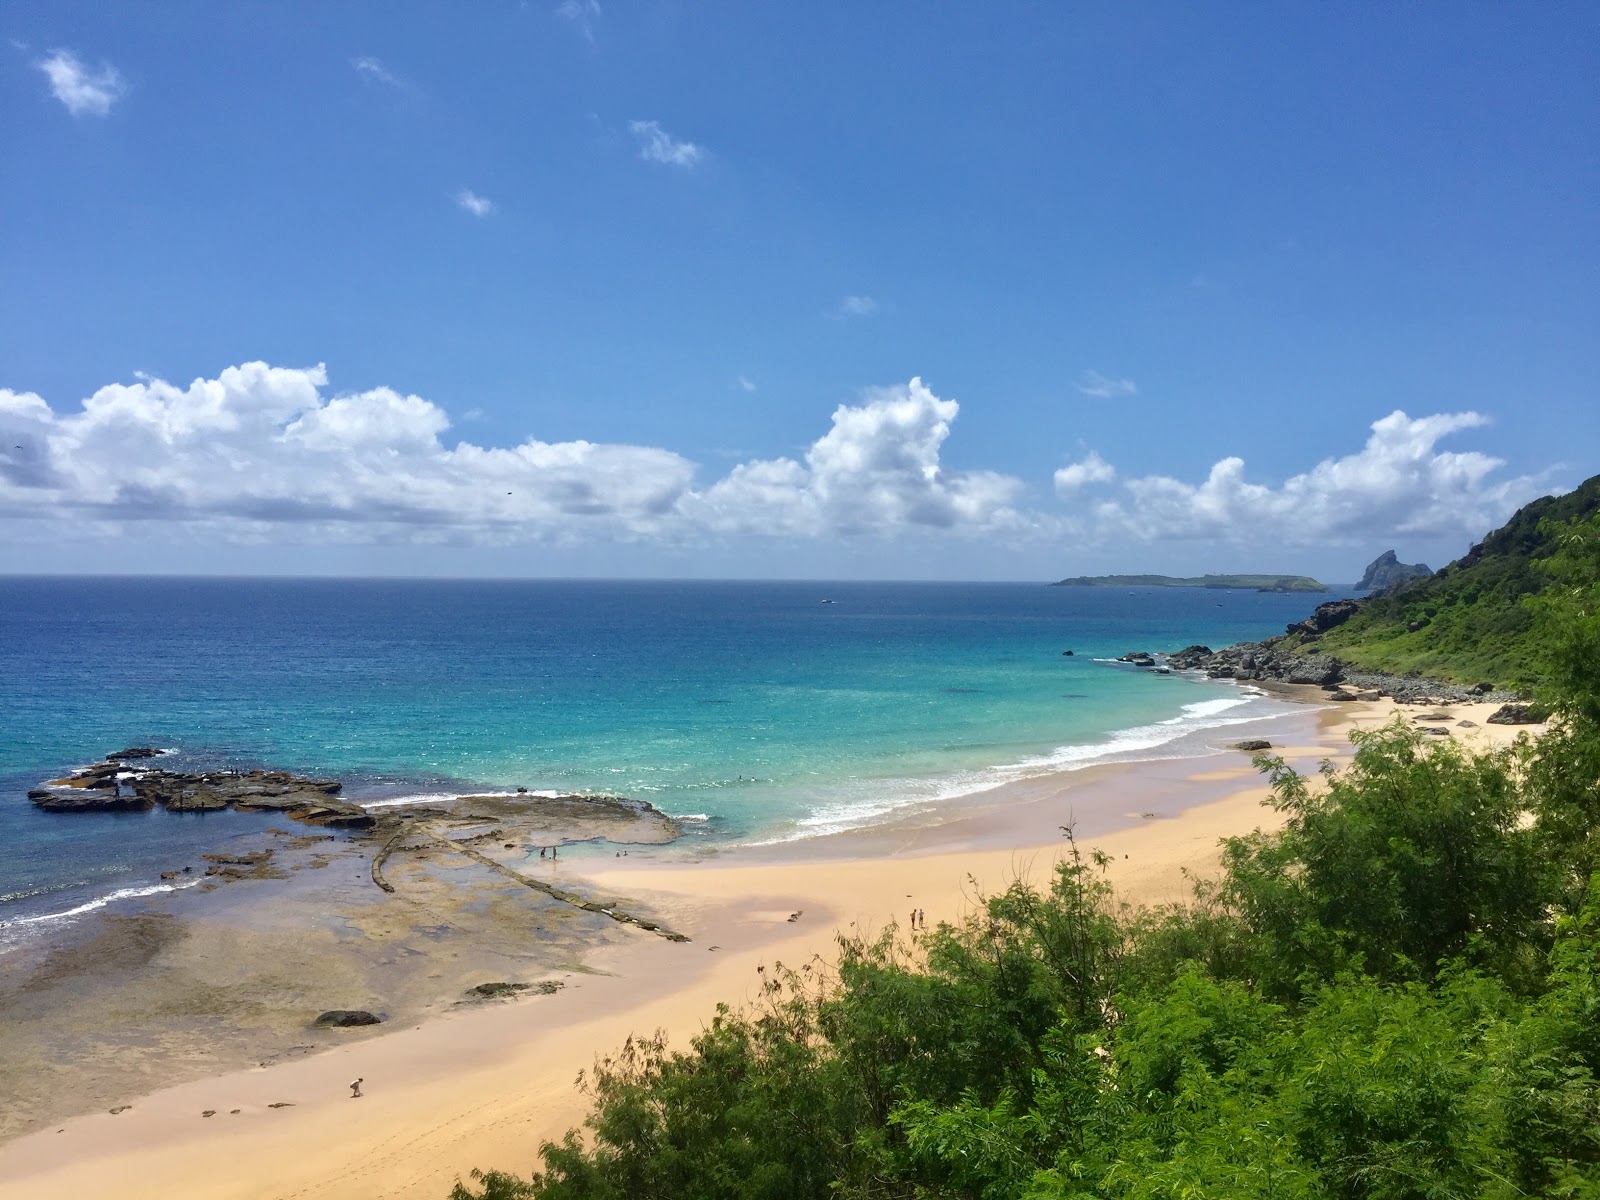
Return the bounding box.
[2,2,1595,581]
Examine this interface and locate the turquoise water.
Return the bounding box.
[0,578,1324,931]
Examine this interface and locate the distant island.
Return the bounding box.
[1051,573,1329,594]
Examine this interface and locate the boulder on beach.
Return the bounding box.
[1231,740,1273,752]
[1487,703,1550,725]
[313,1010,383,1028]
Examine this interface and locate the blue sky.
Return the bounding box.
[2,3,1595,579]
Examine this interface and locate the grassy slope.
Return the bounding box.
[1308,474,1600,686]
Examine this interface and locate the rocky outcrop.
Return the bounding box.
[1161,637,1515,705]
[313,1010,382,1028]
[1487,703,1550,725]
[1286,598,1362,639]
[30,758,370,829]
[1356,550,1432,593]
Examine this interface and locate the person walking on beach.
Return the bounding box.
[349,1078,363,1099]
[917,908,926,931]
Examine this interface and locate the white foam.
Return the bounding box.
[746,680,1309,845]
[671,813,711,822]
[358,789,561,810]
[0,878,203,931]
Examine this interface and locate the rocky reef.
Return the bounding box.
[28,754,373,828]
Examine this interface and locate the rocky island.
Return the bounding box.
[1051,573,1328,593]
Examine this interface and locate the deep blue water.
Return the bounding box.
[0,577,1328,935]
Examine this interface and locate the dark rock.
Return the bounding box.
[465,980,562,1000]
[1356,550,1432,593]
[1061,649,1074,656]
[1287,598,1362,638]
[1232,740,1273,752]
[31,789,152,813]
[1457,720,1478,728]
[1487,703,1550,725]
[108,747,162,760]
[313,1010,382,1028]
[165,787,228,813]
[1167,645,1213,669]
[1413,713,1450,721]
[1472,682,1495,694]
[1418,726,1452,736]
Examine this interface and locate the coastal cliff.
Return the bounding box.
[1161,472,1600,694]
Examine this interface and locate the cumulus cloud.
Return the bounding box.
[1054,452,1116,494]
[351,56,402,88]
[691,379,1026,537]
[0,365,1026,547]
[37,50,125,116]
[833,295,879,320]
[456,189,495,217]
[1069,410,1543,547]
[556,0,601,41]
[0,367,1545,558]
[1075,370,1137,400]
[630,120,703,167]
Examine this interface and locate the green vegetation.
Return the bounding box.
[452,554,1600,1200]
[1308,474,1600,687]
[1052,574,1329,593]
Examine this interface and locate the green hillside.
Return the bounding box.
[1053,573,1328,593]
[1307,473,1600,686]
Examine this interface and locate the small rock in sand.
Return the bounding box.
[268,1102,294,1109]
[202,1110,215,1118]
[109,1105,132,1115]
[313,1009,383,1028]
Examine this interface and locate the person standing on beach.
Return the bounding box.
[918,908,926,931]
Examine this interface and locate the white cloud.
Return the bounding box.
[556,0,601,41]
[737,376,757,393]
[629,120,703,167]
[834,295,879,320]
[0,368,1546,560]
[1073,410,1542,547]
[456,189,495,217]
[351,56,402,88]
[1053,452,1116,494]
[691,378,1027,537]
[1074,370,1137,400]
[0,366,1027,547]
[37,50,125,117]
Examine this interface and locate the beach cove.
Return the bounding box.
[0,691,1538,1200]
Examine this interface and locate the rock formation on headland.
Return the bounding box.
[1355,550,1431,593]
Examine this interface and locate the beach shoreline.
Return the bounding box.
[0,694,1537,1200]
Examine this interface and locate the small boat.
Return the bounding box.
[819,598,835,605]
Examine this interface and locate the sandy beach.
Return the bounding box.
[0,696,1536,1200]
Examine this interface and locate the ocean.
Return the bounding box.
[0,577,1329,936]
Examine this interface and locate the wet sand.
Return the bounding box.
[0,697,1538,1200]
